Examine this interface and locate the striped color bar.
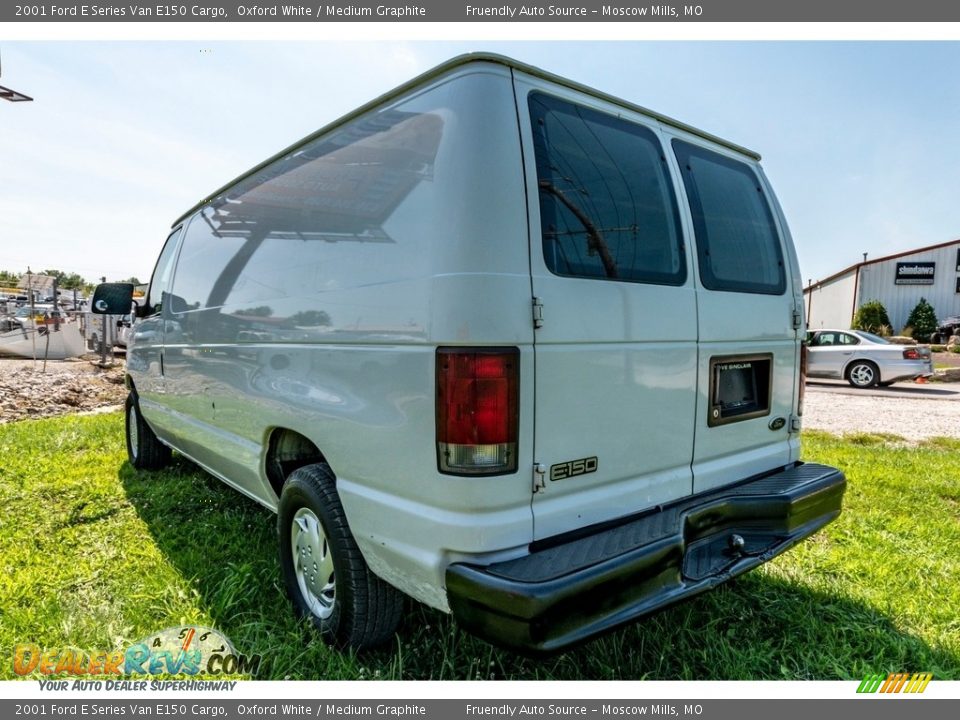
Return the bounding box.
[857,672,932,693]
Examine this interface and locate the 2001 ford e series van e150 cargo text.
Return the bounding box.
[92,53,846,654]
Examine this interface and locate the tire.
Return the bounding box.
[125,393,172,470]
[278,463,403,650]
[847,361,879,388]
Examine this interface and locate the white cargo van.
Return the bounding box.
[97,54,845,653]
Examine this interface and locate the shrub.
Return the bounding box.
[904,297,938,341]
[852,300,892,334]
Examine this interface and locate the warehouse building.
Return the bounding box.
[805,238,960,332]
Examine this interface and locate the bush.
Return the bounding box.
[852,300,892,334]
[904,297,938,342]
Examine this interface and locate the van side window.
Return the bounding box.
[147,227,183,315]
[672,140,786,295]
[528,93,685,285]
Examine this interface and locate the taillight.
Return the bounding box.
[798,342,807,417]
[436,347,519,475]
[903,348,921,360]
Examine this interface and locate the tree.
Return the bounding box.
[0,270,21,287]
[42,269,87,290]
[904,297,938,341]
[852,300,891,334]
[289,310,331,327]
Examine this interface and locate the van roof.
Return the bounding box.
[173,52,761,227]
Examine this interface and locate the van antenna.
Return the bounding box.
[0,48,35,103]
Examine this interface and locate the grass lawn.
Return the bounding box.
[0,413,957,681]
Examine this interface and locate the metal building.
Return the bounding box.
[805,238,960,332]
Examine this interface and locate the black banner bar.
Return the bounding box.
[2,699,958,720]
[5,0,960,22]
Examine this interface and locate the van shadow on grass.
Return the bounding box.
[119,460,960,681]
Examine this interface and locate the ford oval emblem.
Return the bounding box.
[769,417,786,431]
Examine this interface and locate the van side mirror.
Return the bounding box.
[91,283,134,315]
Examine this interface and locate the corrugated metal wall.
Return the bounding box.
[806,270,857,329]
[856,242,960,332]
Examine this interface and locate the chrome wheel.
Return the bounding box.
[291,507,335,619]
[849,362,876,388]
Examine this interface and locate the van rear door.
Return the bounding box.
[515,80,699,541]
[667,135,802,495]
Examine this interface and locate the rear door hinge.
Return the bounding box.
[792,300,804,330]
[532,297,544,329]
[533,463,546,493]
[790,414,802,433]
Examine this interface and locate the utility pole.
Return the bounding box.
[27,267,36,365]
[100,276,108,366]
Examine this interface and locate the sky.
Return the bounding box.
[3,40,960,285]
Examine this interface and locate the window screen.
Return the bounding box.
[529,93,685,285]
[673,140,786,295]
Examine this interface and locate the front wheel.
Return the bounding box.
[125,394,172,469]
[278,463,403,650]
[847,361,879,388]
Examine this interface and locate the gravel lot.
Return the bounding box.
[0,357,126,424]
[803,386,960,442]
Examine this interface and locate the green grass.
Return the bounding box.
[1,414,958,680]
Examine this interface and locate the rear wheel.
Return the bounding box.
[847,361,879,388]
[125,394,172,470]
[278,463,403,650]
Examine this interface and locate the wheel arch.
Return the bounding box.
[264,427,328,501]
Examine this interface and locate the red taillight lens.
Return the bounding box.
[436,347,519,475]
[903,348,921,360]
[798,342,807,417]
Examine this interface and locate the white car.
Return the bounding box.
[805,329,933,388]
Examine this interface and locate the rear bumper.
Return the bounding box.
[880,358,933,382]
[446,462,845,654]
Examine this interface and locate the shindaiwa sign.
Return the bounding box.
[895,262,935,285]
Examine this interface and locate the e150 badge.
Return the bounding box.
[550,456,598,481]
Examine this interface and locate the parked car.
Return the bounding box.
[805,329,933,388]
[930,316,960,344]
[93,54,846,654]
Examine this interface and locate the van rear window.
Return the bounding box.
[672,140,786,295]
[528,93,685,286]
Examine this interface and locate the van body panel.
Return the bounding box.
[133,64,537,610]
[123,55,842,651]
[513,73,699,540]
[662,127,802,495]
